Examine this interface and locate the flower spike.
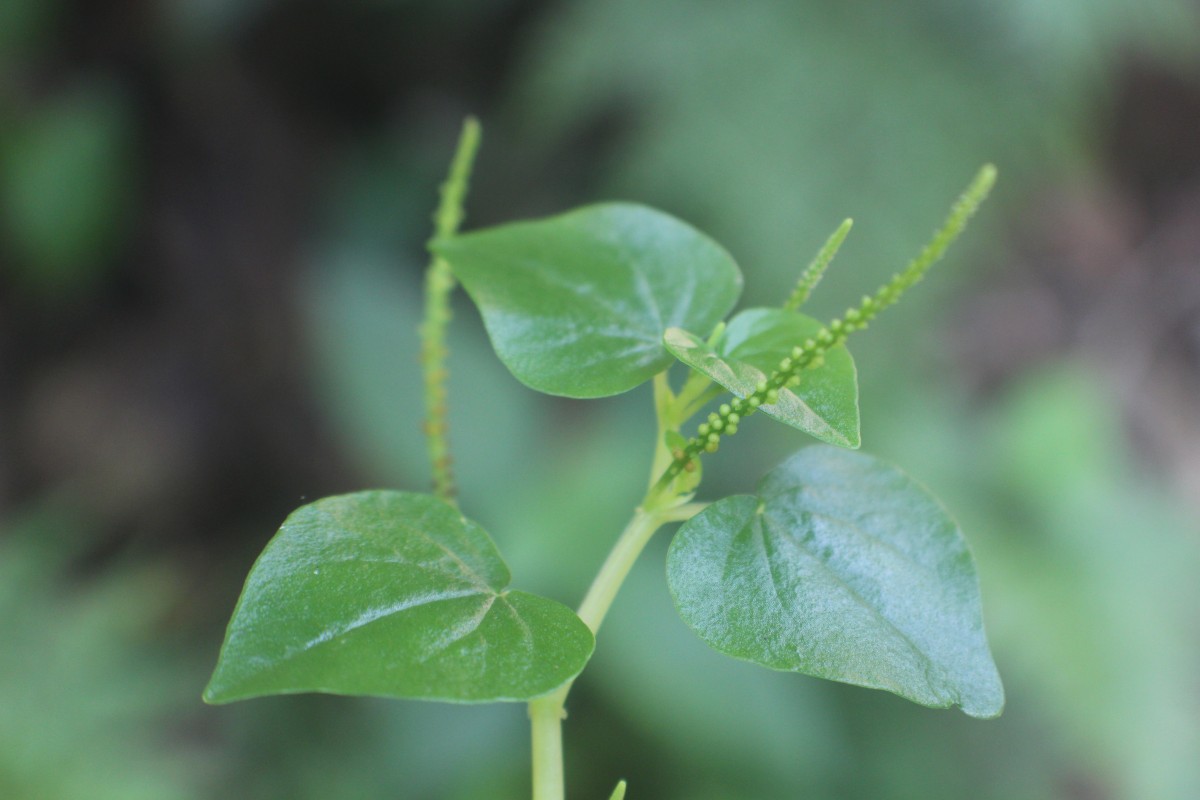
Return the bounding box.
[658,165,997,486]
[785,217,853,311]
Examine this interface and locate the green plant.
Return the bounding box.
[204,119,1004,799]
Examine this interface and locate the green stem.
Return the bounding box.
[420,117,482,502]
[528,484,704,800]
[577,506,667,632]
[530,698,565,800]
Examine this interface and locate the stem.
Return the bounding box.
[420,117,482,502]
[649,374,677,488]
[530,698,565,800]
[527,489,704,800]
[577,507,661,632]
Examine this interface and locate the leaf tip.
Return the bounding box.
[960,677,1005,720]
[200,682,226,706]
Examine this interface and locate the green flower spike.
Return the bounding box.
[660,164,996,484]
[784,217,853,311]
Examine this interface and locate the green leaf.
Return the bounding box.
[432,203,742,398]
[205,491,594,704]
[664,308,860,448]
[666,446,1003,718]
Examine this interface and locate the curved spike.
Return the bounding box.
[785,217,853,311]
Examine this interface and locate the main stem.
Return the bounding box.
[529,485,703,800]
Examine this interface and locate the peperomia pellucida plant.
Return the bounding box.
[204,118,1005,799]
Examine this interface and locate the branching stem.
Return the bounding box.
[529,165,996,799]
[529,401,706,800]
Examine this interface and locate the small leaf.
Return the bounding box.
[608,779,627,799]
[667,446,1003,718]
[432,203,742,398]
[205,491,594,704]
[664,308,860,448]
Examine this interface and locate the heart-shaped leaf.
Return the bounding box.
[205,491,594,704]
[667,446,1003,718]
[664,308,860,447]
[432,203,742,398]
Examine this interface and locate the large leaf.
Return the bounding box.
[432,203,742,398]
[205,491,594,704]
[666,446,1003,718]
[664,308,860,447]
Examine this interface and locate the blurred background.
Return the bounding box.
[2,1,1199,798]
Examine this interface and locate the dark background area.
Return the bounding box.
[2,1,1199,798]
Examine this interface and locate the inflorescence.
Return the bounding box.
[664,164,997,482]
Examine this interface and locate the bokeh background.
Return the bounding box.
[3,1,1199,798]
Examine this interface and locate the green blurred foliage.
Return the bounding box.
[0,503,200,800]
[0,80,136,296]
[0,0,58,64]
[857,364,1200,799]
[510,0,1197,316]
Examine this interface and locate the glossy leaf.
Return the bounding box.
[667,446,1003,718]
[432,203,742,398]
[205,491,594,704]
[664,308,860,448]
